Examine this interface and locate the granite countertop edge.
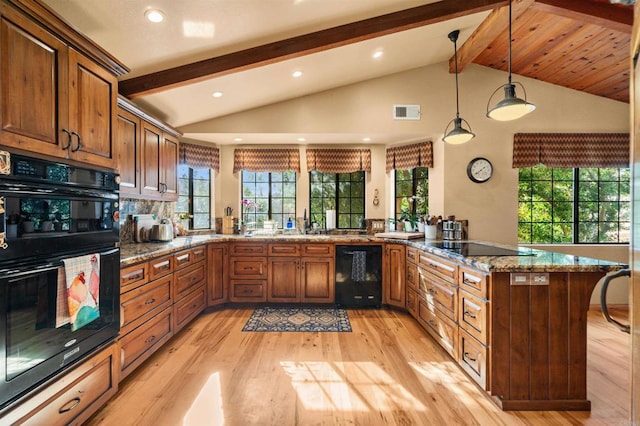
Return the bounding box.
[120,234,628,273]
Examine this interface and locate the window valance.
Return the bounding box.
[306,148,371,173]
[233,148,300,173]
[385,141,433,172]
[512,133,630,168]
[179,143,219,172]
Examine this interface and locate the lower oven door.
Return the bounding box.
[0,247,119,409]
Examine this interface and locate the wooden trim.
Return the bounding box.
[117,96,182,137]
[531,0,633,34]
[119,0,507,97]
[6,0,128,75]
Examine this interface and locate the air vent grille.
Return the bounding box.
[393,104,420,120]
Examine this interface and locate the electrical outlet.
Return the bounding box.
[531,273,549,285]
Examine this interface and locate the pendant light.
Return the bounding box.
[442,29,475,145]
[486,0,535,121]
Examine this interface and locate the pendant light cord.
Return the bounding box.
[507,0,512,85]
[454,36,460,119]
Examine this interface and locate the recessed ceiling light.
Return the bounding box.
[145,9,165,23]
[372,50,383,59]
[297,137,306,142]
[212,91,223,98]
[362,137,371,142]
[233,137,243,142]
[292,71,303,78]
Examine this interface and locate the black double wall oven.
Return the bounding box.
[0,152,120,409]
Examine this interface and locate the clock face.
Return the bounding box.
[467,157,493,183]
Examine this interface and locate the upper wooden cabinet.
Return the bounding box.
[116,97,181,200]
[0,2,124,169]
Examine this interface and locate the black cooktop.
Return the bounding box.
[424,242,535,257]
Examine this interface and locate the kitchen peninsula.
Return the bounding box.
[120,234,625,412]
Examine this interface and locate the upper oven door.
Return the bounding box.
[0,183,119,264]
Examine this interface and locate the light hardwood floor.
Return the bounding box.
[87,308,630,426]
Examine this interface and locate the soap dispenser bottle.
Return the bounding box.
[286,217,293,229]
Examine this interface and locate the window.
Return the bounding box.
[518,165,630,243]
[176,165,211,229]
[241,171,296,229]
[309,171,365,228]
[394,167,428,220]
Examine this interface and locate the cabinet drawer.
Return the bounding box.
[419,252,458,282]
[148,255,174,281]
[459,266,488,298]
[458,329,487,389]
[174,284,206,332]
[458,289,488,344]
[418,301,457,358]
[118,307,173,380]
[301,244,334,257]
[406,246,419,264]
[230,243,267,256]
[2,344,117,426]
[406,287,418,318]
[268,243,301,256]
[174,261,206,301]
[230,257,267,279]
[120,275,172,335]
[406,261,418,291]
[229,280,266,302]
[173,248,197,270]
[191,245,207,262]
[120,263,149,293]
[419,271,457,321]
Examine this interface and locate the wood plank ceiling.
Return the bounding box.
[120,0,633,104]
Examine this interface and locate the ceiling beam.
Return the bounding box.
[119,0,507,98]
[450,0,533,73]
[530,0,633,33]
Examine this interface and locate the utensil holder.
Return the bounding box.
[222,216,234,235]
[425,225,437,240]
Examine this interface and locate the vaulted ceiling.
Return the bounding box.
[42,0,633,141]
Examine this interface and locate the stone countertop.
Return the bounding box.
[404,240,628,273]
[120,233,628,274]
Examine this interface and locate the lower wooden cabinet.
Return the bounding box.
[384,244,406,308]
[406,287,418,317]
[268,257,300,302]
[207,243,228,306]
[417,300,458,359]
[301,256,334,303]
[1,343,118,426]
[458,328,487,389]
[230,280,267,302]
[174,284,206,331]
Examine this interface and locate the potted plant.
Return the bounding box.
[399,210,418,232]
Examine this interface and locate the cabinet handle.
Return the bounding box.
[145,298,156,305]
[428,288,436,295]
[429,263,438,269]
[463,311,477,319]
[124,271,144,282]
[58,396,81,413]
[70,131,82,152]
[145,335,156,344]
[464,352,477,362]
[154,261,170,271]
[428,319,437,328]
[463,278,477,285]
[61,129,73,150]
[190,276,198,283]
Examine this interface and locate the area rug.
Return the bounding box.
[242,307,352,332]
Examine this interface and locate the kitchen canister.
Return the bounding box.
[326,209,336,229]
[425,225,437,240]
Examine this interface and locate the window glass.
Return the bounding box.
[176,164,211,230]
[518,165,629,243]
[241,171,296,229]
[309,171,364,228]
[394,167,429,220]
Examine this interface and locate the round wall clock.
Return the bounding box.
[467,157,493,183]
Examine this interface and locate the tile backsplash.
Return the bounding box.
[120,198,174,243]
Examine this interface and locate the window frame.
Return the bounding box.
[240,170,297,229]
[176,165,211,230]
[394,167,429,220]
[309,171,365,229]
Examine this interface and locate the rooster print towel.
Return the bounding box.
[63,254,100,331]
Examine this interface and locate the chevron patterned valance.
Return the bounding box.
[513,133,630,168]
[306,148,371,173]
[233,148,300,173]
[385,141,433,172]
[179,143,219,172]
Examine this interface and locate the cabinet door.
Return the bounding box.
[301,257,334,303]
[0,10,68,157]
[67,48,117,169]
[207,244,228,306]
[384,244,406,308]
[140,122,161,197]
[116,107,141,195]
[268,257,300,302]
[161,133,178,200]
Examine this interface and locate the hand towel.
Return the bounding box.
[352,251,367,282]
[63,253,100,331]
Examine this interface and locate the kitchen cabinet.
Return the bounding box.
[0,2,123,170]
[116,97,180,200]
[0,343,118,426]
[384,243,406,308]
[300,256,334,303]
[207,243,228,306]
[229,243,268,302]
[268,256,300,302]
[173,247,207,332]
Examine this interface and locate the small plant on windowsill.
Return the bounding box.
[177,213,192,231]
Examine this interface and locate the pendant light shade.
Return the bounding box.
[486,0,535,121]
[443,29,475,145]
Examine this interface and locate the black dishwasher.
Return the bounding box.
[335,245,382,308]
